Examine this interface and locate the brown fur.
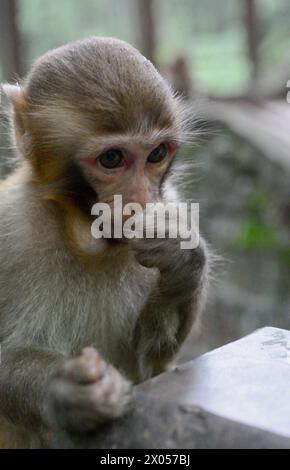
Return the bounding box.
[0,37,208,447]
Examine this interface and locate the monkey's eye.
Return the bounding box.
[147,143,167,164]
[98,149,124,169]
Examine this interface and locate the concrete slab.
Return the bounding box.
[51,327,290,449]
[139,327,290,438]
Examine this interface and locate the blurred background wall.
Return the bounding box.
[1,1,290,93]
[0,0,290,358]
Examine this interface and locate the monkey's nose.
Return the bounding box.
[129,191,152,208]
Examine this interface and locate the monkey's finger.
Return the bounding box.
[57,351,107,384]
[47,374,132,432]
[81,347,108,378]
[86,368,132,417]
[50,367,131,412]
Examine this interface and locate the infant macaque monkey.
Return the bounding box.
[0,37,208,447]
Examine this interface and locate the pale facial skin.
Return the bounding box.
[80,138,177,209]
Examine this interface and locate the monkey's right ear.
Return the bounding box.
[2,84,28,142]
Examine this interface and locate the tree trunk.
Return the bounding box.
[242,0,259,79]
[0,0,23,82]
[133,0,157,65]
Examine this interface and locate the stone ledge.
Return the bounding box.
[51,327,290,449]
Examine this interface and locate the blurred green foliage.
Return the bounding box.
[234,188,290,257]
[235,221,277,249]
[280,247,290,266]
[18,0,134,69]
[235,189,278,250]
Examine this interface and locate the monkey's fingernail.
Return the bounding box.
[86,363,100,377]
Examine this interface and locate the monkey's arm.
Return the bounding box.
[132,238,208,379]
[0,348,64,432]
[0,346,132,438]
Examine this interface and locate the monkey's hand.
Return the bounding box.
[130,218,208,380]
[44,347,132,433]
[131,218,207,302]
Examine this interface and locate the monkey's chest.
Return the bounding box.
[66,263,158,378]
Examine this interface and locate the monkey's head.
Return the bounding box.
[3,37,193,253]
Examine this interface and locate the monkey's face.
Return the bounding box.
[3,37,193,256]
[80,137,177,211]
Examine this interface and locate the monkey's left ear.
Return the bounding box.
[2,84,28,145]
